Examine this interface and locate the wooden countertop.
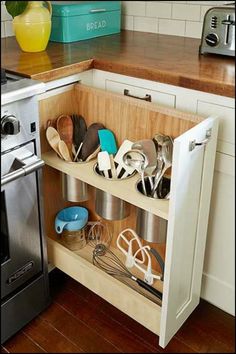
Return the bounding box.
[1,30,235,97]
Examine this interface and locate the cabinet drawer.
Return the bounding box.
[40,83,218,348]
[197,100,235,156]
[106,80,176,108]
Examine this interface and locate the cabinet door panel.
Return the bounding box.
[197,100,235,156]
[106,80,176,108]
[159,116,219,348]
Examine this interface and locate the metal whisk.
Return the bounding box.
[93,244,162,301]
[87,221,112,248]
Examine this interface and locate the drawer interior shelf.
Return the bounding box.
[43,151,169,220]
[47,234,162,335]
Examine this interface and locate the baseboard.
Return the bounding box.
[201,272,235,316]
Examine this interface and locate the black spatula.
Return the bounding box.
[80,122,105,161]
[71,114,87,154]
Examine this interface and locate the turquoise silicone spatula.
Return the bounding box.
[98,129,118,155]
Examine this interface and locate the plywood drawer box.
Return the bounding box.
[39,84,218,348]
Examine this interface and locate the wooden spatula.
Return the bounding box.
[46,126,63,159]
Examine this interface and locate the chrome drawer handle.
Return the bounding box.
[90,8,106,13]
[124,89,152,102]
[189,129,212,151]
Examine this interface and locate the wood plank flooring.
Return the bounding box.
[1,269,235,353]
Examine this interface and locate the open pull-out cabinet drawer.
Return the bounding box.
[39,84,218,348]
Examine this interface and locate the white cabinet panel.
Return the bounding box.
[197,100,235,156]
[105,80,176,108]
[201,152,235,315]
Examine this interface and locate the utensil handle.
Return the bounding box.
[141,171,147,196]
[136,278,162,300]
[151,167,165,197]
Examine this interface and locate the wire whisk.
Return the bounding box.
[93,244,162,301]
[87,220,112,248]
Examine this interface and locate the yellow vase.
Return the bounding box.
[13,1,52,53]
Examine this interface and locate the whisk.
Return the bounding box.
[93,244,162,301]
[87,221,112,248]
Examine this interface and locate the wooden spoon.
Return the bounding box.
[56,114,73,151]
[46,127,63,158]
[58,140,72,162]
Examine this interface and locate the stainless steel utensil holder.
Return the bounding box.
[136,207,167,243]
[95,188,130,220]
[61,172,88,202]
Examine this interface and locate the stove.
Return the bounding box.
[1,69,50,343]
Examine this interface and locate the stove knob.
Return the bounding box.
[205,33,219,47]
[1,115,20,135]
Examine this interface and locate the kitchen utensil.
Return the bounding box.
[55,206,89,234]
[80,123,105,161]
[71,114,87,157]
[109,155,117,178]
[87,220,112,248]
[46,126,63,158]
[56,114,73,150]
[123,149,148,196]
[97,151,111,178]
[136,175,170,199]
[116,228,145,268]
[92,244,162,300]
[114,139,134,178]
[132,139,157,189]
[73,142,83,162]
[98,129,118,155]
[58,140,72,162]
[133,245,162,285]
[86,145,101,162]
[151,137,173,198]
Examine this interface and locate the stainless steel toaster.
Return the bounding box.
[200,5,235,57]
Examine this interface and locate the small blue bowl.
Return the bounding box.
[55,206,88,234]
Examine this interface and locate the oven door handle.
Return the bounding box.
[1,158,45,186]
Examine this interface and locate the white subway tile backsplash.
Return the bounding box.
[1,21,5,38]
[1,4,12,21]
[159,18,186,36]
[134,16,158,33]
[122,1,146,16]
[146,2,172,19]
[172,4,201,21]
[1,1,229,40]
[121,15,134,30]
[185,21,203,38]
[5,20,14,37]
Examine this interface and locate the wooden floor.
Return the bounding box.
[1,269,235,353]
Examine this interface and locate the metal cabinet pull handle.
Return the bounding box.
[90,8,106,13]
[1,159,45,186]
[189,129,212,151]
[124,89,152,102]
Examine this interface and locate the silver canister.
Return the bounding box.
[136,207,167,243]
[95,188,130,220]
[61,173,88,202]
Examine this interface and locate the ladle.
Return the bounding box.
[151,137,173,197]
[123,149,148,196]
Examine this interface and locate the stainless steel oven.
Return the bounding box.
[1,69,50,343]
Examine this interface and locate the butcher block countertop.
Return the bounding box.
[1,30,235,97]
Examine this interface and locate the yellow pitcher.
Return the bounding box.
[13,1,52,52]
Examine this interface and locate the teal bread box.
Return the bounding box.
[50,1,121,43]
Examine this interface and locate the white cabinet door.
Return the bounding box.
[197,100,235,157]
[159,116,219,348]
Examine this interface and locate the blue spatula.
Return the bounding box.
[98,129,118,155]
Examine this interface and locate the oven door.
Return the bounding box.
[1,141,45,300]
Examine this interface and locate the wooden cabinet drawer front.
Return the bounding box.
[105,80,176,108]
[196,100,235,156]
